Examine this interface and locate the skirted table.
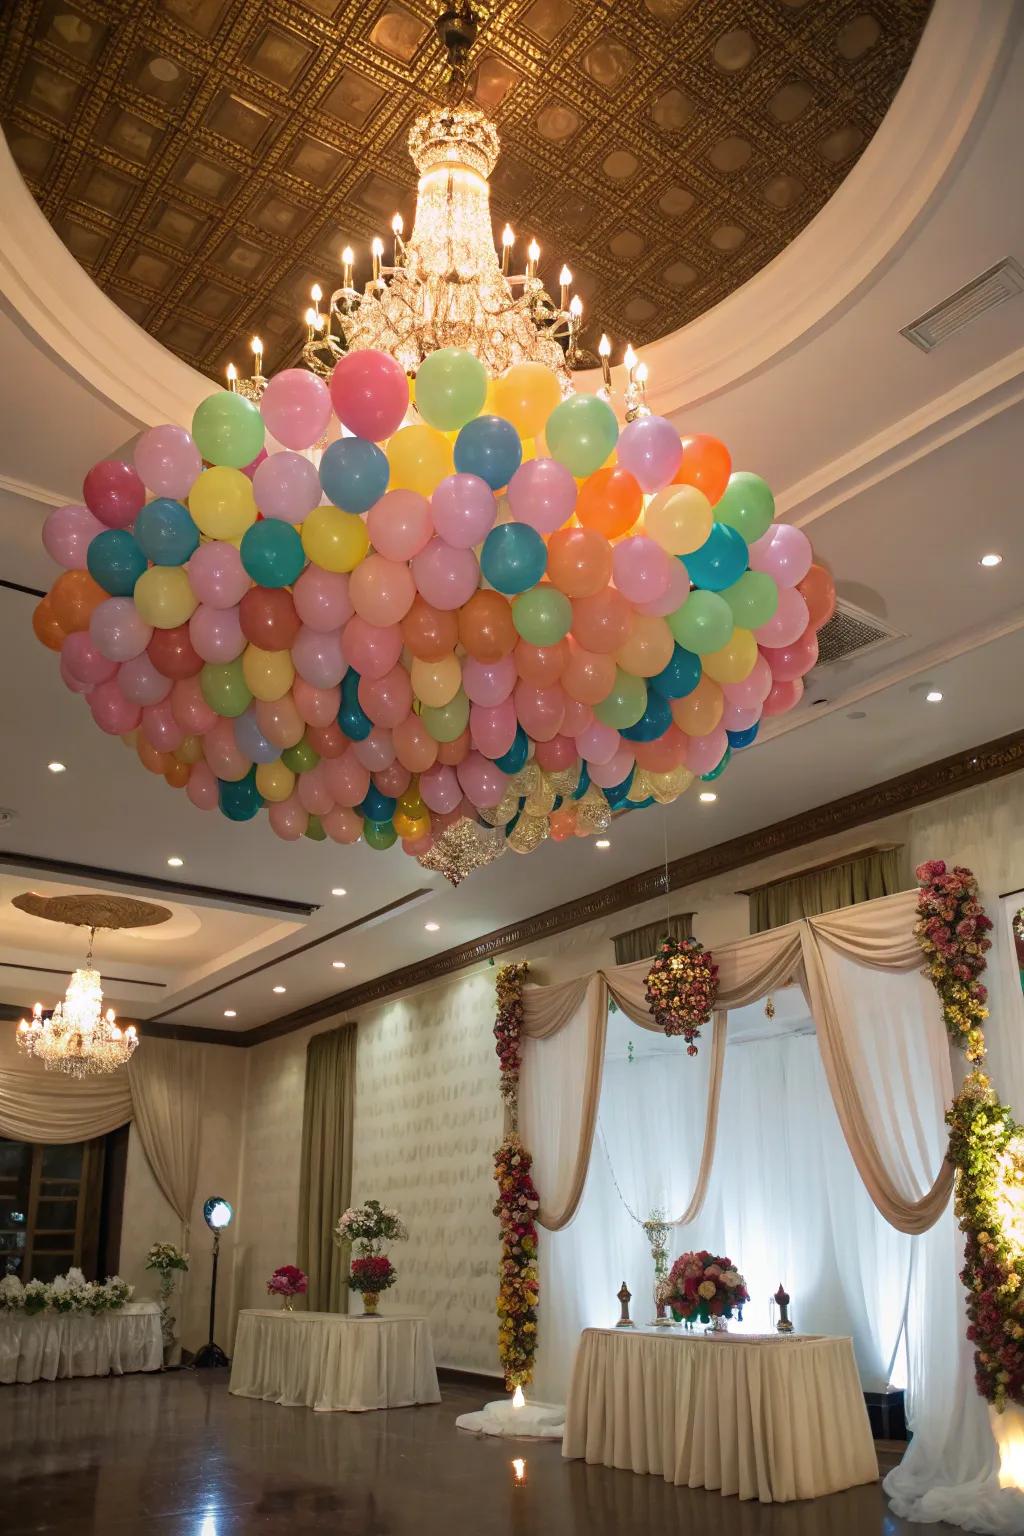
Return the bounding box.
[0,1300,162,1385]
[229,1309,441,1413]
[562,1327,878,1504]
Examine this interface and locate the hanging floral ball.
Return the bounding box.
[644,935,718,1055]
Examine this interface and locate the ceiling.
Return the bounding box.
[0,0,930,381]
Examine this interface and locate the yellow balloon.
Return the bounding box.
[255,760,295,803]
[301,505,369,573]
[386,423,454,495]
[174,734,204,765]
[393,807,421,838]
[615,613,675,678]
[648,767,695,804]
[242,644,295,701]
[405,813,432,840]
[520,436,537,464]
[411,652,462,708]
[189,466,257,540]
[644,485,713,556]
[134,565,197,629]
[701,627,757,686]
[670,674,723,736]
[492,361,561,439]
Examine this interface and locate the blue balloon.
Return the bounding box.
[683,522,749,592]
[319,437,389,514]
[650,643,701,700]
[621,692,673,743]
[454,414,523,490]
[234,708,279,765]
[572,763,591,799]
[218,768,263,822]
[134,498,199,566]
[727,722,759,750]
[480,523,547,595]
[240,519,305,588]
[339,668,372,740]
[604,771,634,808]
[87,528,147,596]
[496,725,529,774]
[358,786,396,821]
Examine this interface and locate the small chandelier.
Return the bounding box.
[16,922,139,1078]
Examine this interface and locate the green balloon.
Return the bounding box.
[714,472,775,544]
[421,688,470,743]
[304,814,326,841]
[282,739,320,774]
[700,745,731,782]
[722,570,778,629]
[512,585,572,646]
[364,818,398,850]
[667,590,734,655]
[545,394,618,479]
[200,658,251,718]
[191,390,265,470]
[414,348,488,431]
[593,668,647,729]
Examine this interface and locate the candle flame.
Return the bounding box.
[341,245,354,266]
[310,283,322,303]
[251,335,263,357]
[558,264,572,286]
[391,212,404,235]
[527,239,540,263]
[623,342,637,371]
[598,333,611,358]
[226,362,237,381]
[512,1384,525,1408]
[501,224,515,247]
[371,236,384,257]
[569,295,583,318]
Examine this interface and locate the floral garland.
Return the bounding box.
[493,1135,539,1389]
[915,859,993,1063]
[644,935,718,1055]
[495,960,528,1105]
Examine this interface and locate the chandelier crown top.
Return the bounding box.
[408,101,500,179]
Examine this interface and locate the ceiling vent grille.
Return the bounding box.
[815,600,903,667]
[901,258,1024,352]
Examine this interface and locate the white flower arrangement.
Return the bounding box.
[0,1269,133,1315]
[0,1274,25,1311]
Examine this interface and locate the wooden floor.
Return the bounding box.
[1,1369,954,1534]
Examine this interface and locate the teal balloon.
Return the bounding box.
[87,528,147,595]
[218,767,263,821]
[701,745,732,781]
[454,415,522,490]
[683,523,748,592]
[319,437,389,514]
[282,739,319,773]
[480,523,547,594]
[339,668,371,740]
[650,644,701,700]
[545,394,618,478]
[134,498,199,566]
[421,689,470,743]
[358,786,396,821]
[620,692,672,742]
[512,584,572,645]
[414,348,488,431]
[192,391,265,470]
[240,519,304,587]
[604,770,634,807]
[667,590,734,655]
[304,814,326,841]
[592,668,647,729]
[715,472,775,543]
[201,658,251,718]
[496,726,529,774]
[722,570,778,629]
[364,818,398,850]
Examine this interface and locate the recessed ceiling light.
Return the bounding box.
[223,1009,237,1018]
[331,887,347,897]
[332,960,347,970]
[980,553,1002,567]
[699,791,717,803]
[47,762,66,774]
[926,690,943,703]
[167,856,184,868]
[595,839,611,849]
[425,921,440,932]
[272,985,286,994]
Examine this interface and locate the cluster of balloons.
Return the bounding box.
[34,347,835,857]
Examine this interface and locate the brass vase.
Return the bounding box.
[362,1290,380,1316]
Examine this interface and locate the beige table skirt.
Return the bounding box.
[562,1327,879,1503]
[0,1301,162,1385]
[228,1309,441,1413]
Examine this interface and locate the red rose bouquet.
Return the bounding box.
[663,1250,748,1326]
[349,1255,395,1294]
[266,1264,307,1300]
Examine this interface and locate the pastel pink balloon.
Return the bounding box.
[588,742,635,787]
[119,652,173,706]
[761,627,819,683]
[722,700,761,732]
[293,676,340,727]
[576,720,620,765]
[561,697,593,736]
[342,617,402,680]
[323,805,363,843]
[83,460,145,529]
[367,490,434,560]
[188,541,250,609]
[506,458,576,534]
[255,695,304,749]
[403,832,433,857]
[90,597,152,661]
[358,665,412,728]
[349,554,416,626]
[89,679,141,734]
[293,566,352,632]
[411,538,480,611]
[534,734,576,772]
[430,474,496,548]
[323,750,371,807]
[722,652,772,709]
[171,676,218,735]
[636,555,689,618]
[187,762,219,811]
[616,415,682,493]
[297,762,334,815]
[252,451,322,524]
[470,697,517,758]
[352,726,395,772]
[612,535,670,605]
[748,523,813,588]
[762,677,804,716]
[190,604,245,664]
[374,761,412,798]
[240,448,268,482]
[292,625,346,688]
[306,722,347,758]
[260,369,332,451]
[462,654,516,706]
[419,761,462,814]
[686,725,728,775]
[134,425,202,499]
[142,699,185,753]
[513,680,565,742]
[458,750,508,808]
[269,795,307,839]
[204,717,252,780]
[755,586,808,648]
[393,714,438,773]
[62,630,118,686]
[43,504,105,569]
[60,650,92,693]
[330,349,409,442]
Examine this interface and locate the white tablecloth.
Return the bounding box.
[229,1308,441,1412]
[563,1327,878,1503]
[0,1301,162,1385]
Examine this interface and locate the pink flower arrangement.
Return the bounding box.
[266,1265,307,1299]
[915,859,993,1064]
[663,1250,748,1325]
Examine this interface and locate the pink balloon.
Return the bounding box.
[761,626,819,683]
[255,695,304,749]
[513,680,565,742]
[374,761,412,797]
[252,451,322,523]
[292,625,346,688]
[342,617,402,680]
[748,523,813,588]
[171,676,218,735]
[293,676,340,727]
[722,700,761,732]
[62,631,118,686]
[306,722,347,758]
[534,734,576,772]
[636,555,689,618]
[419,761,462,814]
[367,490,434,560]
[188,541,250,609]
[686,726,728,775]
[411,538,480,611]
[142,699,185,753]
[612,535,670,605]
[358,665,413,728]
[60,650,92,693]
[43,503,105,569]
[722,652,772,709]
[393,714,438,773]
[190,604,245,664]
[576,720,620,765]
[187,762,219,811]
[204,717,252,780]
[293,566,352,632]
[89,598,153,662]
[470,697,517,758]
[297,762,334,815]
[458,750,508,808]
[330,349,409,442]
[762,677,804,717]
[562,697,593,736]
[588,742,635,787]
[89,678,141,734]
[240,448,268,482]
[462,653,517,706]
[352,726,396,772]
[134,425,202,499]
[119,652,173,706]
[83,460,145,529]
[349,554,416,626]
[615,416,682,493]
[506,458,576,535]
[260,369,332,451]
[269,795,307,840]
[755,586,809,648]
[430,474,497,548]
[323,805,363,844]
[323,750,371,807]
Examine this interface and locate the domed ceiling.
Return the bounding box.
[0,0,930,382]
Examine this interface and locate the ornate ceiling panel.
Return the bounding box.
[0,0,931,381]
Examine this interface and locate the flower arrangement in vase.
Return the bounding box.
[663,1251,748,1329]
[335,1199,408,1316]
[266,1265,307,1311]
[145,1242,189,1358]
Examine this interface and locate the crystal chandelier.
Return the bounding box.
[17,926,138,1078]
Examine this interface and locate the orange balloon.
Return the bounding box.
[50,570,106,634]
[575,466,643,539]
[798,563,837,630]
[549,806,577,841]
[615,613,675,678]
[137,737,171,775]
[515,639,568,686]
[393,714,439,773]
[633,726,688,772]
[32,595,65,652]
[163,759,191,788]
[562,641,617,704]
[674,434,732,505]
[458,590,516,662]
[437,727,470,765]
[255,694,305,749]
[570,588,632,654]
[670,675,723,736]
[547,526,613,598]
[402,596,459,661]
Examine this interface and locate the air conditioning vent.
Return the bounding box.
[815,600,903,667]
[901,258,1024,352]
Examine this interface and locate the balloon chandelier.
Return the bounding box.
[31,6,837,884]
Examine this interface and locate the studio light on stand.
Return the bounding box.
[193,1196,234,1368]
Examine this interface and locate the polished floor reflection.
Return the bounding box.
[1,1370,953,1534]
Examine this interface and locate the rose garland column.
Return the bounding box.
[492,961,540,1390]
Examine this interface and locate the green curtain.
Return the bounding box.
[612,913,693,965]
[749,847,908,934]
[296,1023,356,1313]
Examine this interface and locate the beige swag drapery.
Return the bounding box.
[518,889,954,1238]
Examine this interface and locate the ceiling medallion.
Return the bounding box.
[16,917,139,1079]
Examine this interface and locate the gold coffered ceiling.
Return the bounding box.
[0,0,930,380]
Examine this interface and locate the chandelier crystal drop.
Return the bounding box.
[17,927,138,1078]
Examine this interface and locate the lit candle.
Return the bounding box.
[635,360,649,397]
[569,294,583,326]
[512,1383,525,1408]
[304,307,317,334]
[372,236,384,282]
[527,239,540,280]
[559,264,572,310]
[391,212,404,264]
[623,342,637,383]
[226,362,238,392]
[251,336,264,376]
[598,333,612,388]
[342,245,354,289]
[501,224,514,276]
[310,282,322,306]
